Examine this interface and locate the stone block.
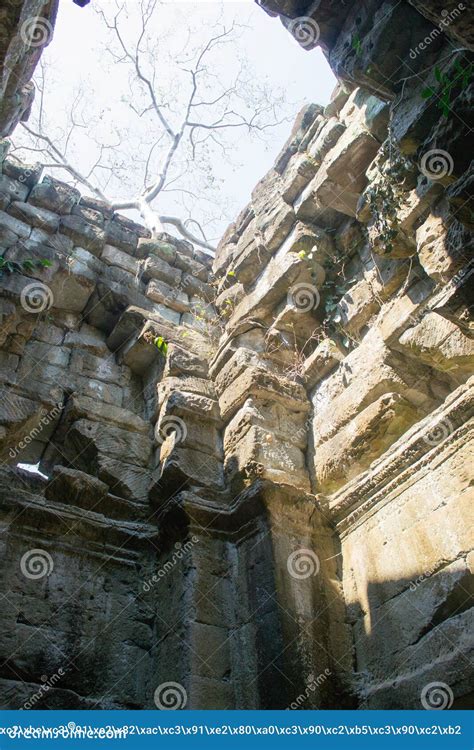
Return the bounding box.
[60,215,106,256]
[104,219,138,255]
[219,364,309,421]
[0,174,29,203]
[69,349,128,387]
[45,466,109,509]
[225,424,310,491]
[314,392,419,493]
[399,312,474,373]
[181,274,214,300]
[152,444,224,495]
[64,325,109,356]
[101,244,140,275]
[97,455,151,503]
[307,117,346,164]
[174,253,208,280]
[0,209,31,239]
[281,152,318,204]
[416,214,471,283]
[159,391,221,424]
[29,177,80,215]
[155,414,222,459]
[141,254,182,286]
[336,278,379,335]
[8,201,59,233]
[303,339,344,388]
[188,676,234,710]
[145,278,189,313]
[64,419,152,469]
[163,344,208,378]
[136,238,176,263]
[65,393,150,434]
[189,623,231,679]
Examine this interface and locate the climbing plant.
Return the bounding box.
[365,141,413,253]
[0,255,52,278]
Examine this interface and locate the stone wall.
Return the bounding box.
[0,0,472,710]
[0,0,59,138]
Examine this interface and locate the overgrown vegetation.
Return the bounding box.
[0,255,52,278]
[365,140,413,253]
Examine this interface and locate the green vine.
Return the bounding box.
[365,142,413,253]
[0,254,52,278]
[422,60,473,118]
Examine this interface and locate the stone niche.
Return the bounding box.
[0,0,472,710]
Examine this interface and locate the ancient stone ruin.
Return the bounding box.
[0,0,472,710]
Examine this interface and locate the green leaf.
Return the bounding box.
[38,259,53,267]
[434,66,442,82]
[421,87,434,98]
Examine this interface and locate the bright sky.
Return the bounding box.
[16,0,336,244]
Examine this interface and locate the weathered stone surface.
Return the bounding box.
[141,254,182,286]
[314,392,419,493]
[8,201,60,232]
[399,312,474,374]
[416,214,471,283]
[60,215,106,256]
[65,393,150,434]
[153,442,224,496]
[29,176,80,214]
[303,339,344,388]
[146,278,189,313]
[63,418,152,469]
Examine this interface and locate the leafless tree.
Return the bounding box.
[12,0,290,250]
